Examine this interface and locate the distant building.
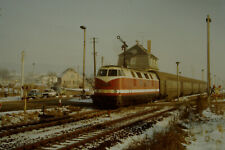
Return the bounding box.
[58,68,81,88]
[58,68,92,89]
[118,41,158,71]
[40,74,58,87]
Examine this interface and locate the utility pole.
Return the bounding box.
[101,56,104,67]
[21,51,24,100]
[32,62,35,77]
[92,37,97,79]
[201,69,204,81]
[206,15,211,96]
[176,62,180,101]
[80,25,86,98]
[77,65,79,88]
[21,51,27,113]
[214,74,216,86]
[32,62,35,87]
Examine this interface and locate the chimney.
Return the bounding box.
[147,40,151,53]
[136,40,139,45]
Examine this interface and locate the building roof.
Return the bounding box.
[118,44,158,60]
[59,68,77,78]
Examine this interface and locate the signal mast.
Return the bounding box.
[117,36,128,68]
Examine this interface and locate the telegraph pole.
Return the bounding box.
[101,56,104,67]
[21,51,27,113]
[77,65,79,87]
[214,74,216,86]
[32,62,35,87]
[201,69,204,81]
[21,51,24,100]
[206,15,211,96]
[80,25,86,98]
[176,62,180,101]
[32,62,35,77]
[93,37,97,79]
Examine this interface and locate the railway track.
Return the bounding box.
[14,106,177,150]
[0,110,108,138]
[0,94,200,139]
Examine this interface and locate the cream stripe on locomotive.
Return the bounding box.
[95,89,159,94]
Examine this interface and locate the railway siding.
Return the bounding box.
[14,107,177,150]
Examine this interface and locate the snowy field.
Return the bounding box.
[109,100,225,150]
[0,96,21,102]
[0,104,158,149]
[69,97,93,103]
[0,96,224,149]
[185,107,225,150]
[109,110,182,150]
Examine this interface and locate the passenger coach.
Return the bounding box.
[92,65,160,107]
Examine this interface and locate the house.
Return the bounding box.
[58,68,80,88]
[118,40,159,71]
[39,74,58,87]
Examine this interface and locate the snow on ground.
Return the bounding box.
[0,106,81,127]
[214,99,225,102]
[109,109,182,150]
[69,97,93,103]
[109,101,225,150]
[64,88,91,92]
[0,96,21,102]
[0,105,157,149]
[185,107,225,150]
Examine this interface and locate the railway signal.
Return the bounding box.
[117,36,128,67]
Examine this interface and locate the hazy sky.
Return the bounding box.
[0,0,224,83]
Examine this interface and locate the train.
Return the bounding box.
[91,65,207,107]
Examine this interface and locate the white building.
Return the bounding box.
[58,68,82,88]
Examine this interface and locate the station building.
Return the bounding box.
[117,40,159,71]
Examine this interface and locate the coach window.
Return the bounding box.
[136,72,142,78]
[149,73,153,79]
[108,69,117,76]
[97,69,107,76]
[144,73,149,79]
[131,71,136,77]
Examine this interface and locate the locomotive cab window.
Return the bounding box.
[118,70,125,76]
[108,69,117,76]
[98,69,107,76]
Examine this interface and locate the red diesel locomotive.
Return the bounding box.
[92,65,160,107]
